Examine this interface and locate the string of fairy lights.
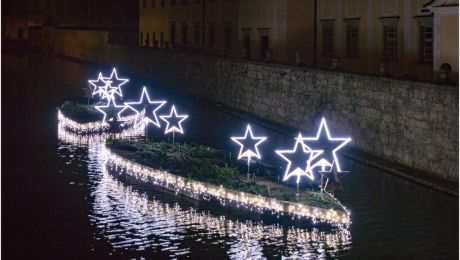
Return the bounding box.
[58,67,353,226]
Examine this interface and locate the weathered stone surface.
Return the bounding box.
[34,28,459,182]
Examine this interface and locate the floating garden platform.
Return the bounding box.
[105,140,351,226]
[58,101,138,134]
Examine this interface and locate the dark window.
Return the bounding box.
[171,0,176,6]
[345,20,359,56]
[260,35,269,59]
[321,20,334,56]
[161,0,165,6]
[160,32,164,46]
[170,22,176,47]
[208,22,215,47]
[195,0,200,3]
[140,33,143,45]
[152,0,155,8]
[143,0,147,8]
[145,32,150,46]
[224,23,232,48]
[182,22,188,44]
[420,25,433,62]
[182,0,187,5]
[244,35,251,57]
[152,32,157,46]
[194,22,201,46]
[383,23,397,59]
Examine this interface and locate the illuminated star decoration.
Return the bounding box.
[231,124,267,162]
[124,87,167,127]
[302,117,352,173]
[275,133,323,183]
[94,98,127,122]
[103,68,129,100]
[159,105,189,135]
[88,68,129,101]
[88,72,110,98]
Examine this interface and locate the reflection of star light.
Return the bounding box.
[302,117,351,172]
[124,87,167,127]
[231,124,267,161]
[159,105,189,134]
[95,98,127,122]
[276,133,323,183]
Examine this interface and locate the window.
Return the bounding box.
[140,32,143,45]
[153,32,157,46]
[379,17,399,59]
[143,0,147,8]
[152,0,155,8]
[182,22,188,44]
[321,20,334,56]
[161,0,165,6]
[160,32,164,47]
[145,32,150,46]
[170,22,176,47]
[383,23,397,59]
[419,24,433,62]
[242,29,251,58]
[260,35,269,59]
[208,22,215,47]
[345,19,359,57]
[171,0,176,6]
[182,0,187,5]
[195,0,200,3]
[224,23,232,48]
[194,22,201,46]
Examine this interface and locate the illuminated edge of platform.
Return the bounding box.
[105,146,351,226]
[57,109,139,134]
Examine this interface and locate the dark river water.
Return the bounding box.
[3,52,458,259]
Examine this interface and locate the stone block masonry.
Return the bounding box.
[35,28,459,181]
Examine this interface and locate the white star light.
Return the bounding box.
[88,72,110,98]
[104,68,129,98]
[276,133,323,183]
[231,124,267,161]
[94,98,127,122]
[302,117,351,172]
[88,68,129,101]
[124,87,167,127]
[159,105,189,134]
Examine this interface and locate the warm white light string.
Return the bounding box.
[58,110,140,134]
[104,146,351,226]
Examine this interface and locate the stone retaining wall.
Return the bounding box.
[32,28,459,181]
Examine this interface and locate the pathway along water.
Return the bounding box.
[3,52,458,259]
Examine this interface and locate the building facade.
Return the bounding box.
[3,0,138,41]
[139,0,458,81]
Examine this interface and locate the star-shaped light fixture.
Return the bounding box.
[276,133,323,183]
[88,72,110,98]
[88,68,129,101]
[124,87,167,127]
[302,117,351,172]
[94,98,127,122]
[159,105,189,134]
[231,124,267,162]
[103,68,129,99]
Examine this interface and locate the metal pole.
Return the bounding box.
[247,158,250,181]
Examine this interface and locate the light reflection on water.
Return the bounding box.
[57,126,352,259]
